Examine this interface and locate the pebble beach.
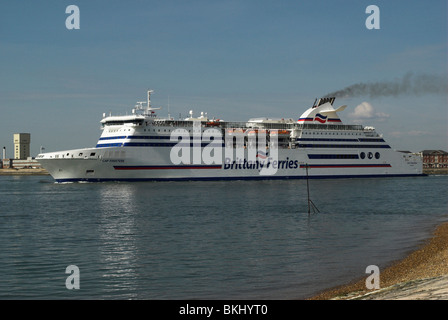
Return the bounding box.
[309,221,448,300]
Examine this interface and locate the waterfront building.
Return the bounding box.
[14,133,31,160]
[420,150,448,169]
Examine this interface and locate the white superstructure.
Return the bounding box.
[37,90,424,182]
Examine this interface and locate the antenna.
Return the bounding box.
[143,89,160,115]
[168,95,171,119]
[147,89,154,111]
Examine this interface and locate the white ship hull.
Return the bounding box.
[37,91,424,182]
[37,145,423,183]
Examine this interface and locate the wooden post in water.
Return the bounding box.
[305,163,319,215]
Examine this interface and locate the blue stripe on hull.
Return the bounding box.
[55,173,426,183]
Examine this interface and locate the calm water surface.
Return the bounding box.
[1,175,447,299]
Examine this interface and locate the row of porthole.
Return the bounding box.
[360,152,380,159]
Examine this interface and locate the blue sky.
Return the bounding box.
[1,0,447,156]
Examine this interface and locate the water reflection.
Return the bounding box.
[98,183,139,298]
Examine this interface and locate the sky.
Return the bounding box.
[1,0,447,156]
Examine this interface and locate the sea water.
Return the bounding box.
[0,175,447,299]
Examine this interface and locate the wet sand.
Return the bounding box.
[309,221,448,300]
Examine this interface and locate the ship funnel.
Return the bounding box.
[313,97,335,108]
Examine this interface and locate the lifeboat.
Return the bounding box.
[205,119,221,127]
[226,128,245,135]
[270,129,290,135]
[246,129,257,135]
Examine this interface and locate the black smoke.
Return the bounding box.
[324,73,447,99]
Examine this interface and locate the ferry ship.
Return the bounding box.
[37,90,423,182]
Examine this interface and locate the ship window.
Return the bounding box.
[375,152,380,159]
[360,152,366,159]
[90,152,96,156]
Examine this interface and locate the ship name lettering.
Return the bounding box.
[224,158,298,170]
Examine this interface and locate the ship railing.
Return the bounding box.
[363,131,380,137]
[150,119,365,132]
[297,123,364,131]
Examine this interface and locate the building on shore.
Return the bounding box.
[14,133,31,160]
[1,133,43,169]
[420,150,448,169]
[0,157,43,169]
